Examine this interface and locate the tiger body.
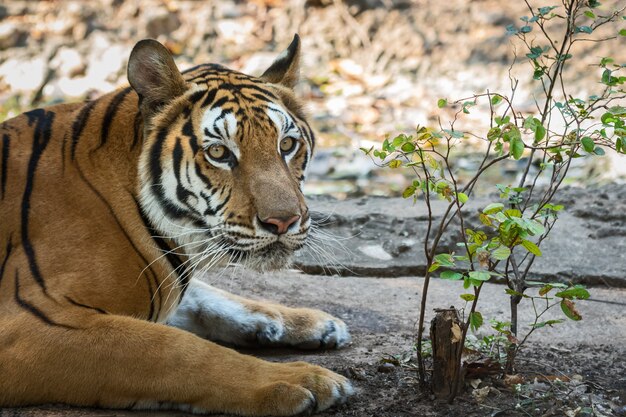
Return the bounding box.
[0,37,352,415]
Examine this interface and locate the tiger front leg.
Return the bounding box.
[0,311,352,415]
[168,278,351,349]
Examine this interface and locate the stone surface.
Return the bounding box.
[296,184,626,287]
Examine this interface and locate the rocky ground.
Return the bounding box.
[2,189,626,417]
[1,0,626,196]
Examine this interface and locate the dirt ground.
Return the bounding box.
[2,271,625,417]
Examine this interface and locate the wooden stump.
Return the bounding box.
[430,308,463,400]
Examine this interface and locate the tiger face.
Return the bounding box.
[129,37,314,272]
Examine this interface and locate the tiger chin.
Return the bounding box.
[0,35,352,416]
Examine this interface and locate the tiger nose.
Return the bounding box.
[258,215,300,235]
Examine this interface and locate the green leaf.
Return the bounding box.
[600,57,614,67]
[594,147,605,156]
[511,137,524,160]
[502,124,521,143]
[460,293,476,301]
[521,240,542,256]
[463,277,471,289]
[533,67,545,80]
[468,271,491,281]
[505,288,529,298]
[538,284,553,296]
[487,127,501,141]
[495,116,510,126]
[525,219,546,236]
[483,203,504,214]
[437,98,447,108]
[492,245,511,261]
[392,136,404,147]
[575,25,593,34]
[401,142,415,152]
[428,262,440,272]
[581,137,595,153]
[523,116,539,130]
[505,208,522,218]
[440,271,463,280]
[535,124,546,142]
[526,46,544,59]
[584,10,596,19]
[538,6,557,15]
[434,253,455,267]
[457,192,469,204]
[491,95,503,106]
[608,105,626,115]
[555,286,590,300]
[560,299,582,321]
[388,159,402,169]
[619,29,626,36]
[520,25,532,33]
[402,186,416,199]
[469,311,483,331]
[532,319,564,329]
[479,213,493,226]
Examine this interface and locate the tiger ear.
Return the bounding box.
[260,34,301,89]
[127,39,187,121]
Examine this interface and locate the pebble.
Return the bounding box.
[377,363,395,373]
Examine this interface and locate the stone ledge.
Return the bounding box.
[295,184,626,287]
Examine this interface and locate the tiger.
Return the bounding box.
[0,35,353,416]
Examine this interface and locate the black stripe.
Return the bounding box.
[149,127,188,220]
[188,89,208,105]
[0,237,12,287]
[65,295,107,314]
[97,87,132,151]
[74,163,159,320]
[241,84,278,98]
[211,96,230,110]
[70,100,97,159]
[194,162,213,189]
[14,270,75,329]
[173,137,201,216]
[201,89,217,108]
[135,201,192,295]
[1,133,10,199]
[22,109,55,293]
[206,190,230,217]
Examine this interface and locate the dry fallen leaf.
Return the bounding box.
[503,374,525,386]
[472,386,491,403]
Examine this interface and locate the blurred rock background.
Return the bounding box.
[0,0,624,197]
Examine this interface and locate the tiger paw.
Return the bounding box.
[254,361,353,416]
[256,306,351,350]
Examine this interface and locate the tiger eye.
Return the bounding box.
[280,137,296,153]
[208,144,227,160]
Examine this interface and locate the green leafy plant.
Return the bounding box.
[362,0,625,401]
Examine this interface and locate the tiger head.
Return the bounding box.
[128,36,314,272]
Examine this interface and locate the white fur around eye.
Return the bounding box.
[266,103,303,162]
[201,106,240,163]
